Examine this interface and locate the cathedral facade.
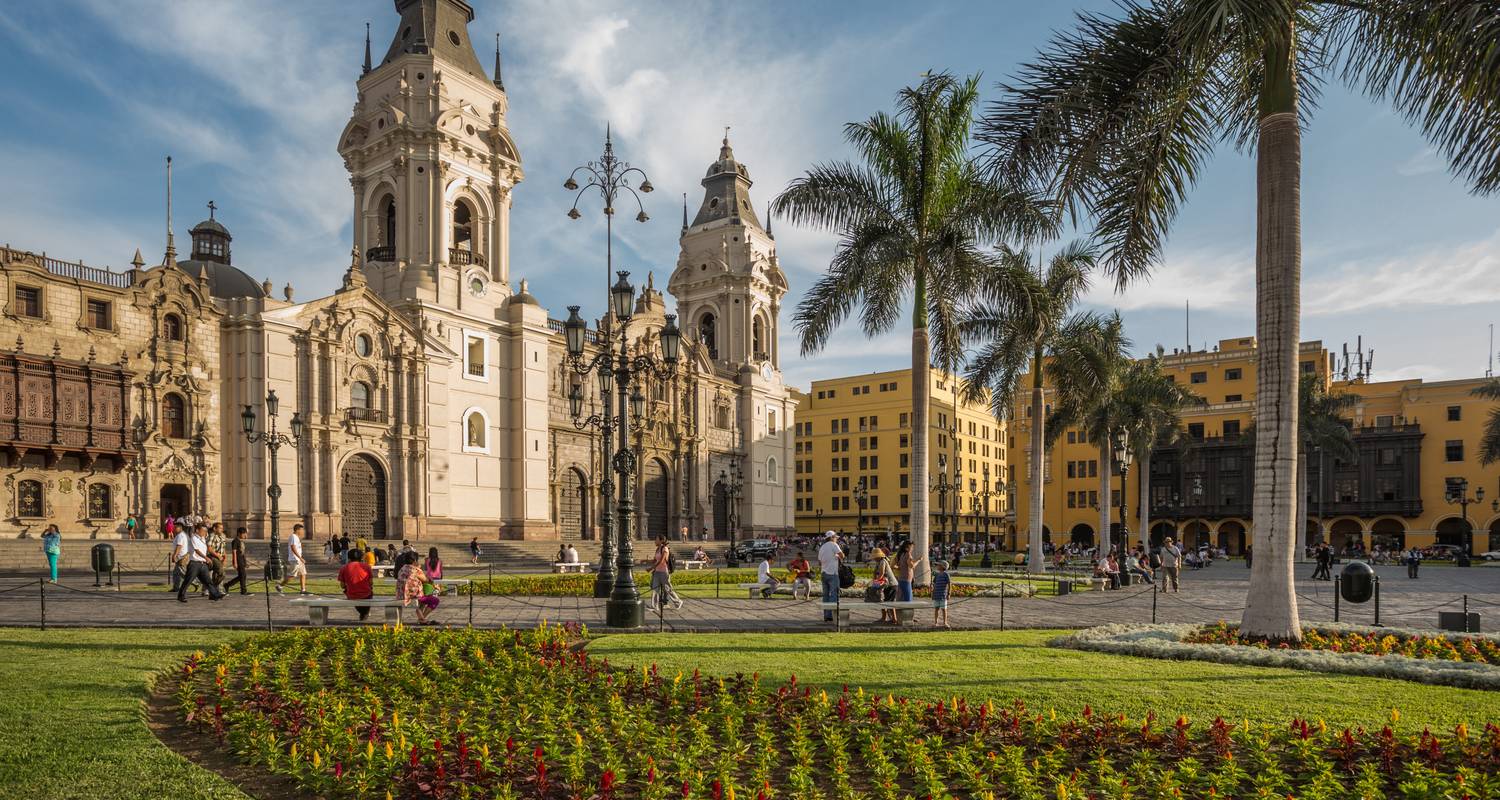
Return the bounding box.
[0,0,795,542]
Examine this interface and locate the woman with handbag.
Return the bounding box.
[869,547,899,623]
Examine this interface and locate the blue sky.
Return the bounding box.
[2,0,1497,389]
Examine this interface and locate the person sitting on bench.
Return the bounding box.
[337,549,374,621]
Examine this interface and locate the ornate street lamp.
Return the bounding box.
[563,130,656,600]
[241,390,302,582]
[931,453,951,562]
[1446,478,1484,567]
[563,273,680,627]
[1111,429,1134,564]
[979,464,1000,567]
[720,464,744,566]
[853,476,869,558]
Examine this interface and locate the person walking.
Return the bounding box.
[469,537,482,564]
[817,531,844,622]
[163,515,175,541]
[1312,544,1333,581]
[1406,546,1421,579]
[648,536,681,610]
[337,549,374,621]
[206,522,228,589]
[40,524,61,583]
[168,522,191,593]
[1160,537,1182,593]
[278,523,308,595]
[177,525,223,603]
[124,514,138,540]
[931,560,952,628]
[222,527,250,595]
[1244,544,1252,569]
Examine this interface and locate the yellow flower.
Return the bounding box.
[1390,708,1400,724]
[367,741,375,760]
[1057,783,1068,800]
[289,743,298,759]
[312,751,322,768]
[392,710,400,728]
[575,732,584,748]
[727,784,736,800]
[385,741,394,760]
[1317,720,1327,734]
[482,742,490,759]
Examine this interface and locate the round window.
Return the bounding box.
[469,277,486,297]
[416,72,425,81]
[377,118,385,129]
[449,31,461,46]
[465,124,476,136]
[355,333,372,358]
[709,197,719,208]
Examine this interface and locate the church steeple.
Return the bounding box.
[381,0,487,79]
[690,128,762,230]
[363,22,372,74]
[493,33,504,90]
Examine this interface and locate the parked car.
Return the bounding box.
[1428,544,1465,561]
[1479,550,1500,562]
[733,539,777,561]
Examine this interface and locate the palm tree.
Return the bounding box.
[1474,379,1500,466]
[1041,312,1132,568]
[961,241,1096,570]
[1297,374,1359,550]
[775,72,1047,584]
[1113,348,1206,553]
[979,2,1500,640]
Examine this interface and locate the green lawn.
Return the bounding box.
[587,629,1496,732]
[0,628,246,800]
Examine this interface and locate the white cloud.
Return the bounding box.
[1396,146,1442,177]
[1304,228,1500,315]
[1086,248,1255,313]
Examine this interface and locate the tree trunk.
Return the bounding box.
[1241,29,1302,642]
[1139,449,1152,552]
[1027,348,1047,572]
[1098,438,1112,569]
[911,327,932,586]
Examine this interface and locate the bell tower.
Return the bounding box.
[338,0,524,309]
[668,134,787,374]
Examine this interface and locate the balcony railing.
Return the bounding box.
[546,318,602,345]
[366,245,395,263]
[346,407,387,424]
[1,245,134,288]
[449,248,486,267]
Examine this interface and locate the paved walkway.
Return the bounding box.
[0,562,1494,633]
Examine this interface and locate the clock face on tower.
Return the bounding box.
[469,276,486,297]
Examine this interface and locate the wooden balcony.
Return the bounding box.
[0,353,134,467]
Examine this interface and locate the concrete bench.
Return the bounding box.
[289,596,403,626]
[738,581,779,598]
[552,562,591,574]
[874,599,929,623]
[370,564,395,578]
[820,601,852,624]
[680,560,709,570]
[383,577,470,595]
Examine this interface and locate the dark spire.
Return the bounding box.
[493,33,504,90]
[682,193,689,231]
[766,200,773,237]
[363,22,372,74]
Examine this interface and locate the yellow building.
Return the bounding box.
[1009,336,1500,555]
[792,369,1009,544]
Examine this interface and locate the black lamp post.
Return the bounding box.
[951,454,963,563]
[1112,429,1133,563]
[853,476,868,555]
[240,390,302,583]
[566,360,620,598]
[815,507,823,535]
[564,127,652,300]
[932,453,951,561]
[979,464,998,567]
[563,273,681,628]
[1446,478,1484,567]
[720,464,743,566]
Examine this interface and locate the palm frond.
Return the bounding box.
[1472,378,1500,465]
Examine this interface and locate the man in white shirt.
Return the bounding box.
[755,556,779,598]
[1160,537,1182,592]
[177,524,224,602]
[817,531,844,621]
[168,526,191,593]
[278,523,308,595]
[564,543,579,564]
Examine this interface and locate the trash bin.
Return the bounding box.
[1056,579,1073,596]
[1339,560,1375,604]
[90,542,115,573]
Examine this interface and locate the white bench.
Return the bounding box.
[819,599,929,624]
[738,581,779,598]
[552,562,591,574]
[370,564,395,578]
[383,577,470,595]
[680,560,709,570]
[289,596,403,626]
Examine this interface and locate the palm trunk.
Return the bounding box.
[1241,29,1303,642]
[1027,348,1047,572]
[911,326,932,586]
[1098,438,1111,569]
[1138,449,1151,552]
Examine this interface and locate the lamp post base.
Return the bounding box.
[605,597,644,628]
[593,570,616,598]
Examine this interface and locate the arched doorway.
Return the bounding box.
[159,484,191,521]
[1370,518,1405,552]
[1150,521,1175,548]
[1068,523,1094,548]
[341,454,388,540]
[1330,519,1364,553]
[1435,517,1469,549]
[1183,521,1211,549]
[712,481,729,540]
[1217,521,1247,555]
[560,468,587,539]
[642,458,669,540]
[1489,519,1500,553]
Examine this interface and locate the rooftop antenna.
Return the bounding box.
[363,22,372,74]
[1488,324,1494,378]
[163,155,176,266]
[1185,299,1190,352]
[1355,335,1364,381]
[1366,348,1374,381]
[1340,342,1351,381]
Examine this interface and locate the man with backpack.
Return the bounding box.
[818,531,845,622]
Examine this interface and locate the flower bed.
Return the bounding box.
[1187,621,1500,664]
[173,626,1500,799]
[1055,623,1500,691]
